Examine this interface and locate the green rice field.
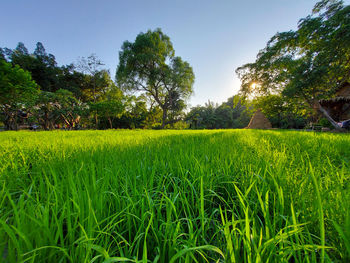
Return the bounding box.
[1,130,350,262]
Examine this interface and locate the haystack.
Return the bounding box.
[246,109,272,129]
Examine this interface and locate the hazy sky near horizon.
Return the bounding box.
[1,0,344,106]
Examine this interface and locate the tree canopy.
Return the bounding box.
[0,60,38,130]
[185,96,253,129]
[236,0,350,130]
[116,28,195,128]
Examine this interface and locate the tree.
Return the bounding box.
[58,64,87,100]
[227,96,253,128]
[34,91,61,130]
[55,89,86,129]
[0,60,38,130]
[34,42,57,68]
[253,94,309,128]
[89,100,124,129]
[88,85,125,129]
[186,96,253,129]
[5,42,60,92]
[77,54,118,128]
[14,42,29,56]
[81,69,116,102]
[33,89,87,130]
[0,48,6,61]
[77,54,105,102]
[236,0,350,130]
[116,28,195,128]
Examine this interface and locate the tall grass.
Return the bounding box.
[0,129,349,262]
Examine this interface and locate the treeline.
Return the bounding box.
[0,41,182,130]
[0,41,312,131]
[0,35,257,131]
[187,95,311,129]
[186,97,252,129]
[3,0,347,132]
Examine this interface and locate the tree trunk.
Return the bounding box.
[161,108,167,129]
[3,109,11,130]
[44,111,49,130]
[314,101,344,131]
[4,108,17,130]
[93,76,99,129]
[108,117,113,129]
[95,113,98,129]
[13,111,18,131]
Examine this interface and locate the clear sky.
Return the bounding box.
[1,0,342,107]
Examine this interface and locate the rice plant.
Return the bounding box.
[0,129,349,262]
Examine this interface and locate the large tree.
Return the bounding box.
[116,28,195,128]
[236,0,350,130]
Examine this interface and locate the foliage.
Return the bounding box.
[0,60,38,130]
[0,48,6,61]
[253,94,310,128]
[33,91,62,130]
[82,70,117,102]
[76,54,115,103]
[74,54,120,128]
[186,96,253,129]
[89,100,124,129]
[33,89,86,130]
[236,0,350,130]
[54,89,86,129]
[115,96,152,129]
[5,42,61,92]
[2,37,257,131]
[116,29,195,128]
[1,130,350,262]
[58,64,87,100]
[3,43,118,104]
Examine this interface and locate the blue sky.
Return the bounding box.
[1,0,342,106]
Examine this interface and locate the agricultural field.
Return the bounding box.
[0,130,350,262]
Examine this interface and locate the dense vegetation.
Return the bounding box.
[1,130,349,262]
[236,0,350,130]
[0,34,253,131]
[0,41,161,130]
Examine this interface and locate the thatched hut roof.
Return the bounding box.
[318,82,350,121]
[336,83,350,97]
[320,82,350,105]
[246,109,272,129]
